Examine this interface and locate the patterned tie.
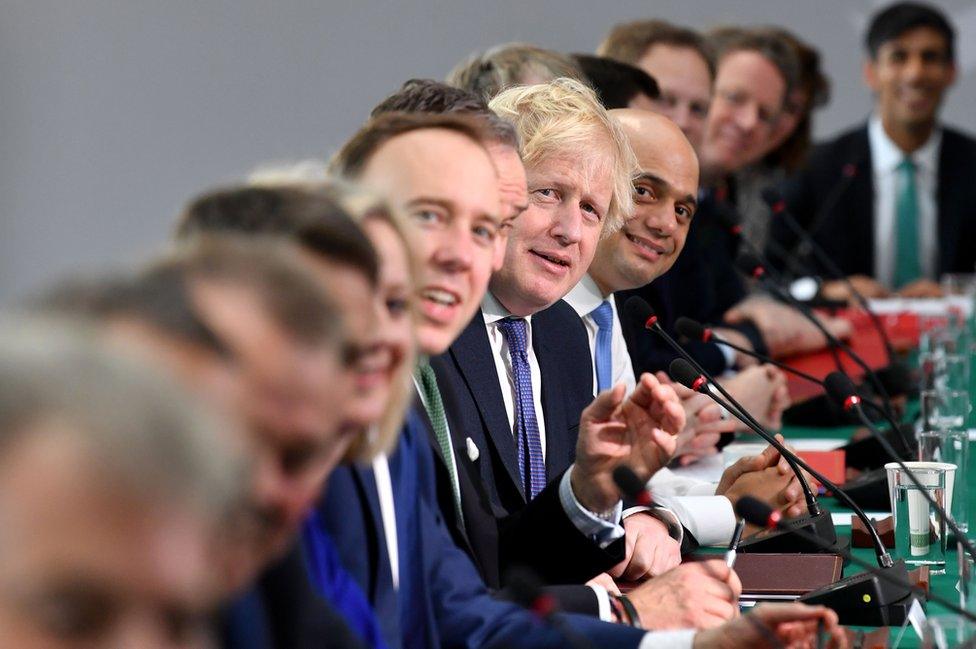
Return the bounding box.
[590,300,614,394]
[415,361,464,529]
[894,157,922,289]
[497,317,546,499]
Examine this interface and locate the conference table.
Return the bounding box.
[684,305,975,647]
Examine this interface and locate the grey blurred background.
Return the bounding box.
[3,0,975,301]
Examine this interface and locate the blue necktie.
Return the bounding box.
[590,300,614,393]
[894,157,922,289]
[497,317,546,499]
[302,512,390,649]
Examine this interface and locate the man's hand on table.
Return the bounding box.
[608,513,681,581]
[693,603,847,649]
[716,437,807,521]
[656,372,737,466]
[626,559,742,630]
[719,365,791,432]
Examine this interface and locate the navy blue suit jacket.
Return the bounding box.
[314,409,646,649]
[769,124,976,279]
[430,300,626,599]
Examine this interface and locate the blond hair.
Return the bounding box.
[489,78,637,235]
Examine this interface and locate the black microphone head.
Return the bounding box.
[612,465,646,500]
[623,296,658,329]
[735,496,779,528]
[824,371,859,410]
[735,252,765,279]
[674,317,708,342]
[503,567,555,617]
[669,358,704,392]
[716,208,741,234]
[760,186,784,210]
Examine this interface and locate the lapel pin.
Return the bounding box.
[465,437,480,462]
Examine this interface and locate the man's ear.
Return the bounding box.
[862,58,879,93]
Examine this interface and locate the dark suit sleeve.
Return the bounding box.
[497,473,626,587]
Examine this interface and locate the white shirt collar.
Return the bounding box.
[563,274,608,318]
[868,114,941,175]
[481,290,527,325]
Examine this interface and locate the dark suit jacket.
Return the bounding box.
[313,410,647,649]
[220,543,366,649]
[429,299,623,614]
[617,191,765,377]
[769,123,976,279]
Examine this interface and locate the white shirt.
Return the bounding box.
[371,452,399,590]
[868,114,941,287]
[565,275,737,546]
[481,291,548,458]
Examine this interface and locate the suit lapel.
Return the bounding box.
[448,312,525,500]
[849,129,876,274]
[936,131,962,274]
[531,310,571,480]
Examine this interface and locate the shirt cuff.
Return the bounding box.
[622,505,684,545]
[559,468,624,548]
[652,494,737,547]
[587,584,613,622]
[638,629,697,649]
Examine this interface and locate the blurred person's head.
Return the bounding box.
[447,43,584,101]
[152,237,349,568]
[487,79,638,316]
[864,1,955,138]
[370,79,528,227]
[700,28,800,178]
[177,184,394,459]
[756,28,831,172]
[589,109,699,295]
[598,20,713,150]
[333,112,502,356]
[0,318,244,648]
[571,54,660,111]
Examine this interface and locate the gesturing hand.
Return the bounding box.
[572,374,685,513]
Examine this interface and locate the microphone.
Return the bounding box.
[500,568,596,649]
[668,358,843,556]
[761,186,896,361]
[737,496,976,626]
[674,317,824,386]
[823,372,976,566]
[735,252,899,423]
[612,464,653,506]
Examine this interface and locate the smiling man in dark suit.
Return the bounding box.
[770,1,976,301]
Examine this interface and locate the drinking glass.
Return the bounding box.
[886,462,950,573]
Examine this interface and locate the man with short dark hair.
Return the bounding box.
[770,1,976,300]
[571,54,660,111]
[598,20,714,150]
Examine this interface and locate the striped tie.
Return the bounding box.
[497,317,546,499]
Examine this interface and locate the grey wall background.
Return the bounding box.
[3,0,975,302]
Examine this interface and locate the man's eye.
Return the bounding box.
[635,185,656,201]
[580,203,602,221]
[386,298,409,316]
[533,188,558,200]
[473,224,497,243]
[413,209,441,224]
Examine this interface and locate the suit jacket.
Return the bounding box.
[769,123,976,279]
[220,543,367,649]
[617,192,765,377]
[312,410,647,649]
[429,300,625,607]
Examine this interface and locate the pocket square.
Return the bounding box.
[465,437,480,462]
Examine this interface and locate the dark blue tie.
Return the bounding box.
[590,300,614,393]
[497,317,546,499]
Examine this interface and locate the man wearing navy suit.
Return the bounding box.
[770,2,976,301]
[429,80,752,631]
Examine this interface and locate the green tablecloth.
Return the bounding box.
[749,417,976,646]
